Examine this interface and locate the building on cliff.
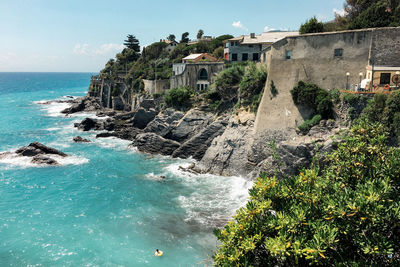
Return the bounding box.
[223,31,298,62]
[160,39,179,52]
[255,27,400,134]
[170,53,224,90]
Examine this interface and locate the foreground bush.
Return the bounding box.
[164,86,193,109]
[214,119,400,266]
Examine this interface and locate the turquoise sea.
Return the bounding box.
[0,73,251,266]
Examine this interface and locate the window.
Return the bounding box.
[225,43,229,48]
[286,50,292,60]
[249,45,253,48]
[242,53,248,61]
[204,84,208,90]
[197,84,201,90]
[380,73,391,85]
[334,48,343,57]
[232,53,238,61]
[230,42,235,46]
[253,53,259,61]
[198,69,208,80]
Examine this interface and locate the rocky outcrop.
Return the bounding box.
[133,133,181,156]
[165,109,213,143]
[132,108,157,129]
[195,113,256,177]
[74,118,103,131]
[16,142,68,157]
[31,155,58,165]
[61,96,102,114]
[144,109,184,137]
[172,118,228,160]
[73,136,91,143]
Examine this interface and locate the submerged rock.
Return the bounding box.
[73,136,91,143]
[31,155,59,165]
[15,142,68,157]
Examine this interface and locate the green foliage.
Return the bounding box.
[164,86,193,109]
[270,80,278,97]
[291,81,334,119]
[197,29,204,40]
[213,47,224,59]
[298,114,322,133]
[180,32,190,43]
[123,34,140,52]
[299,16,325,34]
[329,89,341,104]
[167,34,176,42]
[214,119,400,266]
[214,64,245,101]
[239,63,267,107]
[328,0,400,31]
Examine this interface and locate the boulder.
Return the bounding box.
[133,133,180,156]
[132,108,157,129]
[61,97,102,114]
[16,142,68,157]
[144,110,184,137]
[73,136,91,143]
[74,118,103,131]
[165,109,212,143]
[31,155,59,165]
[172,119,228,160]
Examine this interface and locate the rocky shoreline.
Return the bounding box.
[54,96,345,178]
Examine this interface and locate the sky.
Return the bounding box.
[0,0,346,72]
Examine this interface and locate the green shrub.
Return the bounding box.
[329,89,340,104]
[298,114,322,133]
[342,92,358,105]
[164,86,193,109]
[291,81,333,119]
[214,119,400,266]
[299,16,324,34]
[214,64,245,101]
[238,63,267,112]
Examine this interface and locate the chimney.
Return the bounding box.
[250,33,255,38]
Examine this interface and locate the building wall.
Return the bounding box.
[369,27,400,67]
[170,62,224,90]
[255,29,374,134]
[143,79,170,95]
[226,43,262,62]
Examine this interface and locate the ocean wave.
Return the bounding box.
[0,152,89,170]
[165,162,253,228]
[93,136,132,150]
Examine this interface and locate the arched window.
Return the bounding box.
[198,68,208,80]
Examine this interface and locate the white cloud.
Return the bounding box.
[73,43,123,56]
[73,43,90,55]
[232,21,248,31]
[94,43,124,55]
[333,8,347,17]
[264,26,276,32]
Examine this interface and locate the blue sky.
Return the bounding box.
[0,0,345,72]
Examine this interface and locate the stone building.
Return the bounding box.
[170,53,224,90]
[224,31,298,62]
[160,39,178,52]
[143,79,170,95]
[254,27,400,134]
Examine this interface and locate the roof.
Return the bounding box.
[241,31,299,44]
[183,53,204,60]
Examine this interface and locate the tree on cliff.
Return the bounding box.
[124,34,141,52]
[167,34,176,42]
[180,32,190,43]
[197,29,204,40]
[299,16,325,34]
[331,0,400,30]
[214,119,400,266]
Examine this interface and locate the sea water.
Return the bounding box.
[0,73,252,266]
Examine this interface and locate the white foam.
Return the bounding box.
[165,161,253,228]
[0,152,89,170]
[94,137,131,150]
[39,101,71,117]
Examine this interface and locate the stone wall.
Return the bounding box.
[143,79,170,95]
[370,27,400,67]
[254,29,374,134]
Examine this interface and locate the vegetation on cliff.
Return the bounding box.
[300,0,400,34]
[214,118,400,266]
